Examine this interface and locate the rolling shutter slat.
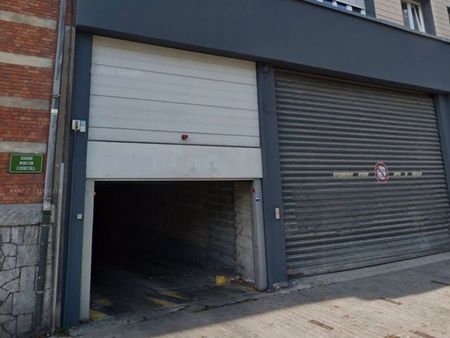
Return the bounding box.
[275,70,450,276]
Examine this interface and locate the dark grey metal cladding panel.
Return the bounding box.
[75,0,450,93]
[275,70,450,276]
[62,32,92,326]
[257,64,288,287]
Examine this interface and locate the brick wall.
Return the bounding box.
[0,1,56,204]
[0,22,57,58]
[0,1,60,20]
[0,107,49,143]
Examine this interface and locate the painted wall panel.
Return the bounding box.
[90,36,259,147]
[86,141,263,179]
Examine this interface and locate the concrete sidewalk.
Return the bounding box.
[70,254,450,338]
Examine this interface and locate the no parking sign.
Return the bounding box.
[374,162,388,184]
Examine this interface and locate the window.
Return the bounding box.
[402,0,426,33]
[316,0,366,15]
[448,7,450,24]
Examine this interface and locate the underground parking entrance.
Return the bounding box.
[82,180,265,321]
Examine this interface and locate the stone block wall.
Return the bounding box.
[0,221,53,337]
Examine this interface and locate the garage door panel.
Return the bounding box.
[280,135,442,148]
[276,70,450,276]
[284,189,449,207]
[278,115,439,134]
[91,64,258,111]
[88,127,260,148]
[89,95,260,147]
[286,214,450,238]
[276,95,437,117]
[287,228,450,253]
[276,74,435,107]
[86,141,262,180]
[288,233,450,260]
[90,96,259,134]
[280,145,443,155]
[92,36,257,86]
[278,123,440,139]
[276,91,437,109]
[287,236,450,275]
[89,37,260,150]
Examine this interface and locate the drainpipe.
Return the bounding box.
[35,0,67,332]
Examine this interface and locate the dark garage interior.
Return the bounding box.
[89,181,257,319]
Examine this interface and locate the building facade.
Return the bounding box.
[2,0,450,336]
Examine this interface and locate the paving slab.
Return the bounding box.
[69,255,450,338]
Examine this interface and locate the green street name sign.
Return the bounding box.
[9,154,43,174]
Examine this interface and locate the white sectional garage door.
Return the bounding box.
[86,36,262,179]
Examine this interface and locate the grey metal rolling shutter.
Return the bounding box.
[275,70,450,276]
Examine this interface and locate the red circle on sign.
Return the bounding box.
[374,162,388,184]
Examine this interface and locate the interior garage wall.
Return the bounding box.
[92,182,254,278]
[147,182,237,269]
[204,183,237,269]
[235,182,255,282]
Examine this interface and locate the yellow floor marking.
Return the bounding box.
[159,290,186,300]
[95,297,113,307]
[215,275,228,285]
[89,309,107,321]
[147,296,177,308]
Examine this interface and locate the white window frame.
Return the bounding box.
[402,0,426,33]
